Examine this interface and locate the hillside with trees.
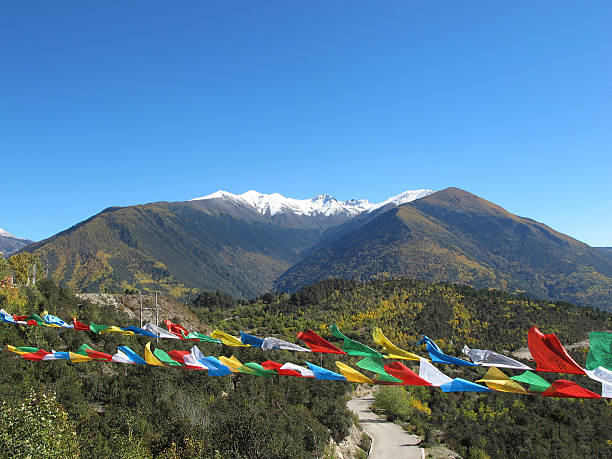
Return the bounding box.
[1,263,611,458]
[276,188,612,310]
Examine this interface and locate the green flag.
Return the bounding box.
[510,371,551,392]
[153,348,184,366]
[586,331,612,371]
[330,325,382,357]
[26,314,44,325]
[241,362,277,377]
[356,356,402,382]
[75,343,93,356]
[186,331,223,344]
[89,323,111,333]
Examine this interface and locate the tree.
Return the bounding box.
[8,252,42,285]
[0,389,79,458]
[0,256,11,280]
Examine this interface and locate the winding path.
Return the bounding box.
[347,396,424,459]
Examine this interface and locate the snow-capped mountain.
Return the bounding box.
[0,227,32,256]
[190,189,434,218]
[0,227,17,238]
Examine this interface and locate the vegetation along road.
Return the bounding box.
[348,395,424,459]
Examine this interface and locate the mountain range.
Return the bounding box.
[0,227,33,256]
[18,187,612,310]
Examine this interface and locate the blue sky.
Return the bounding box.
[2,1,611,246]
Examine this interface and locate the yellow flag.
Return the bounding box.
[335,361,374,384]
[477,367,527,394]
[211,330,250,347]
[99,326,134,336]
[219,355,243,372]
[6,345,30,355]
[144,342,164,366]
[69,352,94,363]
[373,328,422,361]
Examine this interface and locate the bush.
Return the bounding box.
[0,388,79,458]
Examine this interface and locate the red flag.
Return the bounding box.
[164,319,190,339]
[384,362,432,386]
[167,350,189,363]
[261,360,304,377]
[22,350,50,361]
[84,349,112,361]
[297,329,346,354]
[167,350,209,370]
[527,327,585,374]
[542,379,601,399]
[73,318,91,331]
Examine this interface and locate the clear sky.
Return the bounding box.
[1,1,611,246]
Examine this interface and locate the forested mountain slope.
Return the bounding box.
[276,188,612,310]
[24,201,324,298]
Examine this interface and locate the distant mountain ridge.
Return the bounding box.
[21,188,432,297]
[0,227,33,256]
[20,187,612,310]
[596,247,612,258]
[190,189,434,217]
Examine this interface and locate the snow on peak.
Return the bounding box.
[0,227,17,238]
[190,189,435,217]
[369,189,434,211]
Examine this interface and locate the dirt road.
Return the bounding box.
[347,396,424,459]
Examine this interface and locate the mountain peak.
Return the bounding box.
[0,227,17,239]
[190,188,435,218]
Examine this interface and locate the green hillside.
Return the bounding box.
[0,278,351,458]
[276,188,612,310]
[1,277,611,458]
[25,202,322,298]
[202,278,612,459]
